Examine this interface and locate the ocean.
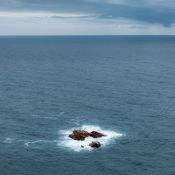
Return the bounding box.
[0,36,175,175]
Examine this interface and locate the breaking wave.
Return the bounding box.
[3,138,15,144]
[58,125,124,152]
[25,140,58,147]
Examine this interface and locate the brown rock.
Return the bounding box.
[90,131,106,138]
[69,130,90,141]
[89,141,101,148]
[69,130,106,142]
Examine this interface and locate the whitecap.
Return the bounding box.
[25,140,57,147]
[3,138,15,144]
[58,125,124,152]
[59,112,65,115]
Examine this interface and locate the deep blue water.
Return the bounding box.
[0,36,175,175]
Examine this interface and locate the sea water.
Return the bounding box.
[0,36,175,175]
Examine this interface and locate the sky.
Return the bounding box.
[0,0,175,35]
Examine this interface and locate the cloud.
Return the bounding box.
[0,12,175,35]
[0,0,175,34]
[0,11,93,18]
[90,0,175,8]
[0,0,174,26]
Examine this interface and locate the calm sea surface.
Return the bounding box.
[0,36,175,175]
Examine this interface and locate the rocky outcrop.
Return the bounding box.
[69,130,106,141]
[89,141,101,148]
[69,130,89,141]
[69,129,106,149]
[89,131,106,138]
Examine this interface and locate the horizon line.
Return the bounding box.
[0,34,175,37]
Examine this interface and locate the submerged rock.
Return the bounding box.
[89,141,101,148]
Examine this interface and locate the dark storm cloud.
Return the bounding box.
[0,0,175,26]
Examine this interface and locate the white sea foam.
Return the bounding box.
[25,140,57,147]
[3,138,15,144]
[59,125,123,152]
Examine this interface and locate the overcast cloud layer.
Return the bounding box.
[0,0,175,35]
